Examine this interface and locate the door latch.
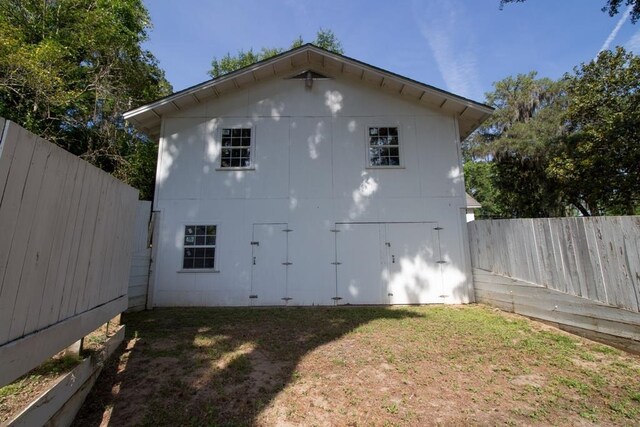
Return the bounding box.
[253,256,256,265]
[392,255,396,264]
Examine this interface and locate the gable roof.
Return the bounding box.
[123,44,493,140]
[466,193,482,209]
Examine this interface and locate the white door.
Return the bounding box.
[250,223,288,305]
[335,223,385,304]
[384,223,443,304]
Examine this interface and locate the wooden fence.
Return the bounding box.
[468,217,640,347]
[0,119,139,387]
[128,200,151,311]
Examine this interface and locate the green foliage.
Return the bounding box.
[500,0,640,23]
[464,48,640,217]
[464,72,568,217]
[208,29,344,78]
[559,47,640,215]
[463,161,505,218]
[0,0,171,200]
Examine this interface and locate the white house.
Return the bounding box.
[123,45,493,307]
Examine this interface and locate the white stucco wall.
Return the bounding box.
[150,74,473,306]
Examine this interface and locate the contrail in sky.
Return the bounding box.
[597,5,632,57]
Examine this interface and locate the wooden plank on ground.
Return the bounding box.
[6,326,125,427]
[0,295,127,387]
[474,270,640,341]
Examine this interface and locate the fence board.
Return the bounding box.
[0,120,138,387]
[126,201,151,311]
[468,217,640,313]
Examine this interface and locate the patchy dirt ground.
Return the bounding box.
[74,305,640,426]
[0,319,120,423]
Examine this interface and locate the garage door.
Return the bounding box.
[334,222,442,304]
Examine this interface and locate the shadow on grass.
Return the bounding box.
[73,306,423,426]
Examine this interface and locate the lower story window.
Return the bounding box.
[183,225,216,269]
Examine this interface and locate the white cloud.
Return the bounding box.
[412,0,481,100]
[598,5,632,56]
[625,29,640,54]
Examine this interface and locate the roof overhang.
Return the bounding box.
[124,44,493,140]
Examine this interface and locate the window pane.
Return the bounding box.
[195,226,206,235]
[242,128,251,137]
[241,137,251,147]
[185,226,195,235]
[195,236,205,245]
[389,147,399,157]
[231,158,241,167]
[193,258,205,268]
[205,248,215,258]
[379,127,388,136]
[389,157,400,166]
[389,127,398,136]
[184,248,194,258]
[232,128,241,137]
[194,248,205,257]
[184,236,195,245]
[206,225,216,235]
[379,157,389,165]
[369,127,378,136]
[242,158,251,167]
[388,136,399,145]
[222,137,231,147]
[222,128,230,136]
[183,258,194,269]
[231,138,240,147]
[204,258,215,269]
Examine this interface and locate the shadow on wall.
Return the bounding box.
[72,307,422,426]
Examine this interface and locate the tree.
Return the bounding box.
[464,72,569,218]
[0,0,171,199]
[208,29,344,78]
[554,47,640,215]
[499,0,640,23]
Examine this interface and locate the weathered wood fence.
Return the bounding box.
[0,119,139,387]
[127,200,151,311]
[468,217,640,347]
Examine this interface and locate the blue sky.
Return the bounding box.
[142,0,640,103]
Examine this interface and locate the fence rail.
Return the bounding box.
[468,217,640,313]
[0,119,138,386]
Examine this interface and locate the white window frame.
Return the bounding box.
[216,125,256,170]
[179,224,218,272]
[365,125,404,169]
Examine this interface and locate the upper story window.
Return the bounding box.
[220,128,253,169]
[367,127,400,167]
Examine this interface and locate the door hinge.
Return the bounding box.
[282,262,293,265]
[329,229,340,232]
[387,292,393,297]
[385,242,391,247]
[250,241,259,246]
[249,295,258,299]
[434,227,443,230]
[331,262,342,265]
[436,260,446,264]
[282,297,293,301]
[331,297,342,301]
[283,228,293,232]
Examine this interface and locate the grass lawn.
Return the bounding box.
[74,305,640,426]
